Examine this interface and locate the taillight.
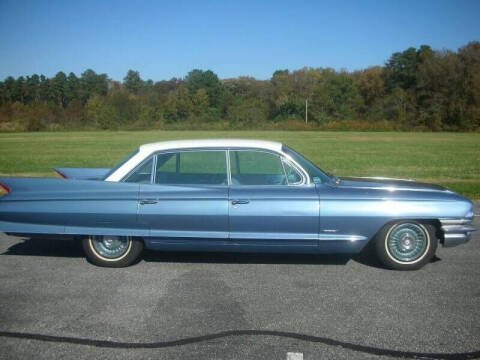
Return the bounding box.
[55,170,67,179]
[0,182,10,193]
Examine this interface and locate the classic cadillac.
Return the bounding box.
[0,139,475,269]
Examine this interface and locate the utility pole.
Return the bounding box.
[305,99,308,124]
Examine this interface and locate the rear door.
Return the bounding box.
[228,150,319,250]
[131,150,229,240]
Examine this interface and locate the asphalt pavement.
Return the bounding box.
[0,205,479,359]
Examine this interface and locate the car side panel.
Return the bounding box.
[138,184,229,240]
[228,185,319,246]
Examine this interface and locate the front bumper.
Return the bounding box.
[440,218,476,247]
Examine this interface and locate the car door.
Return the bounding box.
[228,150,319,250]
[130,150,229,241]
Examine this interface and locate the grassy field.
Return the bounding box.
[0,131,479,198]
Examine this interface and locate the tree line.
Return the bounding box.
[0,41,479,132]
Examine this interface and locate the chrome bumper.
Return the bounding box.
[440,218,476,247]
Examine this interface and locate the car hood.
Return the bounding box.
[338,176,448,192]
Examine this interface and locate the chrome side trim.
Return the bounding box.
[346,176,415,182]
[319,234,368,242]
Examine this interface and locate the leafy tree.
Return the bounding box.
[192,88,209,116]
[12,76,25,103]
[185,69,222,106]
[79,69,108,102]
[164,85,193,122]
[51,71,67,106]
[123,70,144,94]
[2,77,15,102]
[65,72,80,104]
[25,74,40,103]
[385,47,419,91]
[39,75,50,102]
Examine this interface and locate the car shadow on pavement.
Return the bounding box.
[4,238,352,265]
[3,237,441,269]
[351,246,442,269]
[2,238,84,258]
[143,250,352,265]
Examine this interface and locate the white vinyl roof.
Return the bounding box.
[139,139,283,153]
[106,139,284,181]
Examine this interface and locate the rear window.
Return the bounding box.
[124,157,154,184]
[103,149,140,180]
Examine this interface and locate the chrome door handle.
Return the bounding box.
[231,199,249,205]
[139,199,158,205]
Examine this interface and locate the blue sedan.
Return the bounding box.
[0,139,476,269]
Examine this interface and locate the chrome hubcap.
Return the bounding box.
[387,223,428,262]
[91,236,129,259]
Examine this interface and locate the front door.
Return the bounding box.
[228,150,319,251]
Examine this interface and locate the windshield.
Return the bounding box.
[102,148,139,180]
[282,145,331,184]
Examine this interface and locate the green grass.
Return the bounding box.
[0,130,479,198]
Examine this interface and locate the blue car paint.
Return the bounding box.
[53,167,111,180]
[0,177,144,237]
[0,165,475,255]
[317,181,472,247]
[138,183,229,239]
[228,185,319,243]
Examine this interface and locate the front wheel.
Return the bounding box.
[375,221,437,270]
[82,236,143,267]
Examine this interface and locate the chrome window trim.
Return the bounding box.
[151,154,158,184]
[226,150,232,186]
[277,152,310,185]
[281,158,304,185]
[116,145,311,186]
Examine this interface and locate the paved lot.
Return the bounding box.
[0,209,479,359]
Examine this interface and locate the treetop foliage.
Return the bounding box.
[1,42,479,132]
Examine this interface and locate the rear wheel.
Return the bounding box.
[82,236,143,267]
[375,221,437,270]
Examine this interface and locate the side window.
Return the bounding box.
[124,157,153,183]
[155,151,227,185]
[230,151,287,185]
[282,160,303,185]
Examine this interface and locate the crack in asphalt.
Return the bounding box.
[0,330,479,359]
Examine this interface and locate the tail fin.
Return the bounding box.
[53,167,111,180]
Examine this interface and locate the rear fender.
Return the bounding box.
[0,177,141,236]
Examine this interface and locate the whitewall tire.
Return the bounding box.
[82,236,143,267]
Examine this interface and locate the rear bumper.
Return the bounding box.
[440,218,476,247]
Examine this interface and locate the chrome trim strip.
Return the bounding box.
[345,176,415,182]
[439,218,473,225]
[444,233,469,239]
[441,225,476,233]
[443,233,472,247]
[226,150,232,186]
[319,234,367,242]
